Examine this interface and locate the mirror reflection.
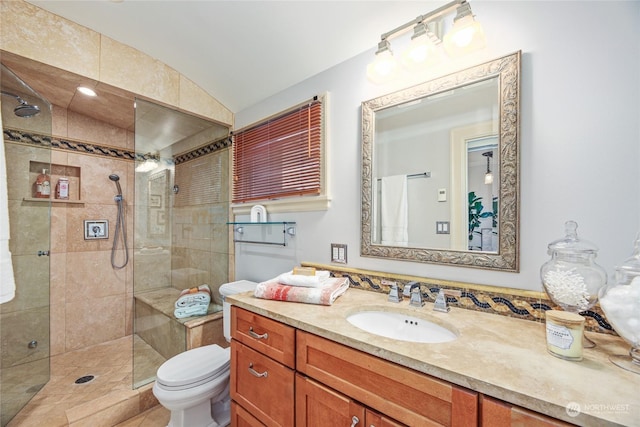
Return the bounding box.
[361,52,520,271]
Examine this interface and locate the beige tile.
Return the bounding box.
[65,250,126,300]
[50,302,66,356]
[179,74,232,126]
[67,153,130,204]
[0,253,49,313]
[0,1,101,80]
[50,204,68,253]
[65,294,125,351]
[0,307,49,367]
[100,36,180,108]
[51,105,69,137]
[66,110,129,149]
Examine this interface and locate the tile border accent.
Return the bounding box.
[3,128,231,163]
[302,262,614,334]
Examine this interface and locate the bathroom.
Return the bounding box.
[1,0,639,426]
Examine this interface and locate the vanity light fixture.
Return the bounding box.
[483,151,493,185]
[136,153,159,172]
[77,86,97,97]
[367,0,486,83]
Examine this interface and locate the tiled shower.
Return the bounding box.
[1,61,232,425]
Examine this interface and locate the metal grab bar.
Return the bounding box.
[248,327,269,340]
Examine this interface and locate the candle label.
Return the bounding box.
[546,323,574,350]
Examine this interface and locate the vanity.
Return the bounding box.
[228,288,639,426]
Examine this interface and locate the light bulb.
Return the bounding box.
[367,50,398,84]
[444,15,486,57]
[484,171,493,185]
[402,35,444,70]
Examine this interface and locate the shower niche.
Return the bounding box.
[25,161,83,204]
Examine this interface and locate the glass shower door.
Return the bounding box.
[0,64,52,426]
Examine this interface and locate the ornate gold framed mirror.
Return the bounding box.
[361,51,520,271]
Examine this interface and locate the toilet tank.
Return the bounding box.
[219,280,258,342]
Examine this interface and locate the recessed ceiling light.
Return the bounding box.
[77,86,97,97]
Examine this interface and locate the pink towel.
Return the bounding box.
[254,277,349,305]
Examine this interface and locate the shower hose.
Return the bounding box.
[111,194,129,269]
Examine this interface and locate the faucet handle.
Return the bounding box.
[433,288,462,313]
[387,283,403,303]
[409,286,424,307]
[403,281,419,297]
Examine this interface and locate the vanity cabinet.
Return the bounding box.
[296,373,406,426]
[297,330,478,427]
[230,307,296,426]
[231,306,573,427]
[480,396,575,427]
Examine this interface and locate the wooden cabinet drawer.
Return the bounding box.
[480,395,575,427]
[231,340,294,427]
[297,330,478,427]
[231,400,265,426]
[232,306,296,368]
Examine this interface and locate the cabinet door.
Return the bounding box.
[231,401,265,426]
[480,396,575,427]
[296,373,365,427]
[297,331,478,426]
[231,340,294,427]
[366,409,407,427]
[232,306,296,368]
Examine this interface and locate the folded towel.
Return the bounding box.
[174,303,209,319]
[275,270,331,288]
[175,285,211,308]
[254,277,349,306]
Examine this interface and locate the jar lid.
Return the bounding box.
[616,233,640,276]
[547,220,599,255]
[546,310,584,325]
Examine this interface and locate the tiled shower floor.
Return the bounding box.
[6,335,169,427]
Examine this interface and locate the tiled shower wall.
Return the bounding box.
[48,105,134,355]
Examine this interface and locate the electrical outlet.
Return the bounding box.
[84,220,109,239]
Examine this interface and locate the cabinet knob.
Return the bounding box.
[350,416,360,427]
[248,326,269,340]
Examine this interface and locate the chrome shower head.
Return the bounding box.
[1,90,41,118]
[109,174,122,196]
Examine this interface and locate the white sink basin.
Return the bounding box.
[347,310,457,344]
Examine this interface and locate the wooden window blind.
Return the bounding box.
[232,97,323,204]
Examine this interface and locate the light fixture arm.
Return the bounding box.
[377,0,466,43]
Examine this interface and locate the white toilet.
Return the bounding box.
[153,280,258,427]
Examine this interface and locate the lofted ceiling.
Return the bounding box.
[25,0,438,113]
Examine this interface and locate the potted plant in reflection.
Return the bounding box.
[468,192,497,250]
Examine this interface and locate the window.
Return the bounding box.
[232,95,326,208]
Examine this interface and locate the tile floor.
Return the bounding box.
[5,335,170,427]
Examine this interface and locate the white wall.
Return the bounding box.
[234,1,640,291]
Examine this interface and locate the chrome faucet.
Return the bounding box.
[408,282,424,307]
[433,288,462,313]
[387,283,403,303]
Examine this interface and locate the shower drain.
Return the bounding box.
[74,375,95,384]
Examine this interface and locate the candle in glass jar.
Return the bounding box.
[546,310,585,361]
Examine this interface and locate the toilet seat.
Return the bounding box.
[156,344,230,391]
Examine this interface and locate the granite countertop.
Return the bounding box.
[228,288,640,427]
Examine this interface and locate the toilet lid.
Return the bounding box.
[156,344,230,388]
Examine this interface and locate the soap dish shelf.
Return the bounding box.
[228,221,296,246]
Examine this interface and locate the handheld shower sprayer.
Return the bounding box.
[109,174,122,197]
[108,173,128,269]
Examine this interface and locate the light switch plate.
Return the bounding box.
[84,220,109,240]
[331,243,347,264]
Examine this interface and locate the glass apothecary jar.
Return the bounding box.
[599,233,640,374]
[540,221,607,348]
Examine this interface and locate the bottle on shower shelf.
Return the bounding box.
[34,168,51,198]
